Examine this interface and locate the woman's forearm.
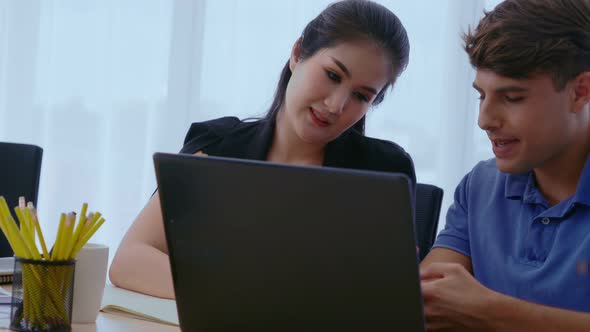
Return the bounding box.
[109,243,175,299]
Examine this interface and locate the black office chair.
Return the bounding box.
[415,183,443,261]
[0,142,43,257]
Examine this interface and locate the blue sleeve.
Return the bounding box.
[432,172,471,257]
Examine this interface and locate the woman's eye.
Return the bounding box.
[326,70,341,82]
[354,92,369,103]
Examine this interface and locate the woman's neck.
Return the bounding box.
[266,110,325,166]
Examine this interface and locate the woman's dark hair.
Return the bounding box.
[265,0,409,135]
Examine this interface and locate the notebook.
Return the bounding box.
[154,153,426,331]
[100,284,178,325]
[0,257,14,284]
[0,286,10,304]
[0,257,16,304]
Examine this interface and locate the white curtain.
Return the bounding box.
[0,0,501,264]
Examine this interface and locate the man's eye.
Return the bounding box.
[505,96,524,103]
[326,70,341,82]
[354,92,369,103]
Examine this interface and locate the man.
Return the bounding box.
[421,0,590,330]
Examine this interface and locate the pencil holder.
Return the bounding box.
[10,257,76,332]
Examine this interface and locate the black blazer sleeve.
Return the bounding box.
[363,138,416,189]
[362,138,417,219]
[179,116,241,154]
[385,147,416,191]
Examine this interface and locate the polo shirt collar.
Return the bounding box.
[504,171,531,200]
[504,171,548,206]
[572,152,590,207]
[503,151,590,207]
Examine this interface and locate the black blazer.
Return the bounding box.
[179,117,416,190]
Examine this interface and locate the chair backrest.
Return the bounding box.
[0,142,43,257]
[415,183,443,261]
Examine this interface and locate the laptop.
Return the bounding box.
[154,152,425,331]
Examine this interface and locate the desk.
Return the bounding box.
[0,308,181,331]
[70,313,180,332]
[0,309,180,331]
[0,285,181,332]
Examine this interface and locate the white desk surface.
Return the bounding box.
[72,312,180,332]
[0,285,181,332]
[0,308,180,331]
[0,308,181,332]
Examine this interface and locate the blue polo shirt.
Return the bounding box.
[433,155,590,312]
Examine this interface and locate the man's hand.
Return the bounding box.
[420,262,496,331]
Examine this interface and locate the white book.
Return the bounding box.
[0,257,14,285]
[100,284,179,326]
[0,286,10,304]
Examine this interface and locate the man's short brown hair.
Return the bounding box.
[464,0,590,90]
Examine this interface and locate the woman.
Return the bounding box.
[110,0,415,299]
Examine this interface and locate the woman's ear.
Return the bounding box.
[289,38,303,72]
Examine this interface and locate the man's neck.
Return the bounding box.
[534,138,590,206]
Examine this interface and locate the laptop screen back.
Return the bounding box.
[154,153,425,331]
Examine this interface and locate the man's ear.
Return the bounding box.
[289,38,303,72]
[572,71,590,112]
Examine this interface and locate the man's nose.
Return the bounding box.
[477,98,501,131]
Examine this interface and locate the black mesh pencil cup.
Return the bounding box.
[10,257,76,332]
